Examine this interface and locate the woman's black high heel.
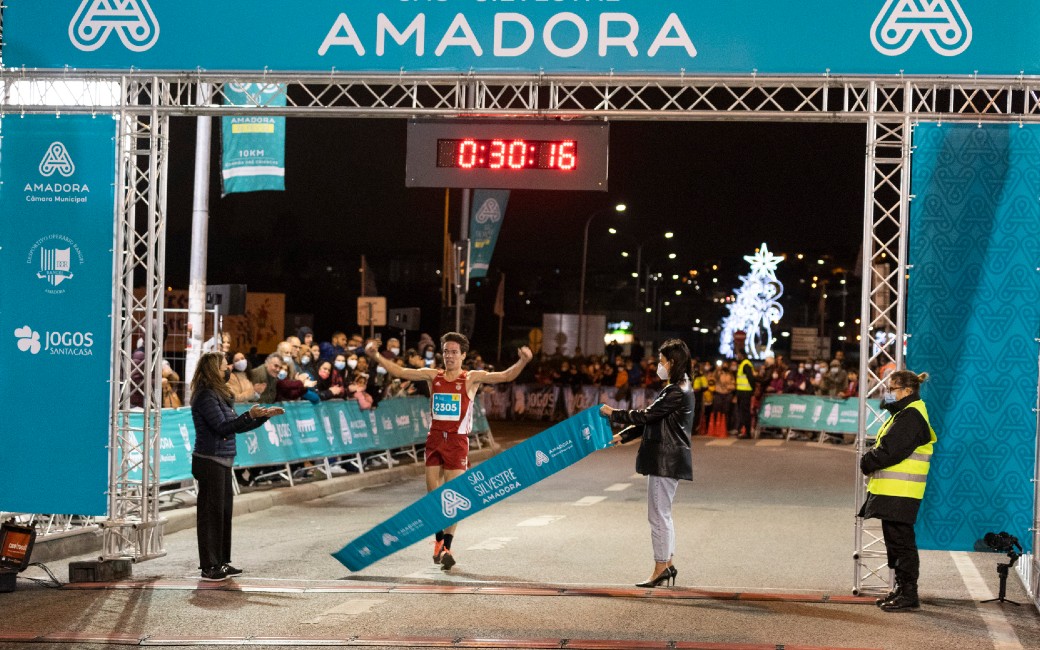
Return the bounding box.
[636,566,676,588]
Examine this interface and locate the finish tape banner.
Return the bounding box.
[0,115,116,515]
[5,1,1040,76]
[221,83,287,195]
[333,406,612,571]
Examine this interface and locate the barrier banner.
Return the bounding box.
[512,385,559,420]
[468,190,509,279]
[908,123,1040,552]
[0,115,116,515]
[480,385,513,420]
[221,83,287,195]
[333,406,612,571]
[758,395,884,436]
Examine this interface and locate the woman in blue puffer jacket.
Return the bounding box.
[190,352,283,581]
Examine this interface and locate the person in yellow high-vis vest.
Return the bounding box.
[858,370,936,612]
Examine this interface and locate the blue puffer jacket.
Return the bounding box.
[191,388,268,458]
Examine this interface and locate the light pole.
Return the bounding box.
[579,202,626,355]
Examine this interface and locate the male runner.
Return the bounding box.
[367,332,532,570]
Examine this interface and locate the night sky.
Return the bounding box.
[163,117,866,350]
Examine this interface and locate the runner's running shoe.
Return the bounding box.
[433,540,445,563]
[440,548,456,570]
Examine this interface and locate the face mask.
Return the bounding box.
[347,359,358,369]
[224,368,232,382]
[425,350,435,360]
[319,370,330,379]
[831,367,839,374]
[282,355,292,364]
[334,361,346,370]
[882,391,897,403]
[656,363,669,381]
[233,359,247,372]
[277,369,288,380]
[301,356,311,365]
[376,365,387,375]
[389,347,400,356]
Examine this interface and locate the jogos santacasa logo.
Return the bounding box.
[69,0,160,53]
[871,0,972,57]
[14,325,95,357]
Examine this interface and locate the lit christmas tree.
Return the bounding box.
[719,243,785,359]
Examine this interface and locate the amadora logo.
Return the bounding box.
[474,198,502,225]
[14,325,94,356]
[871,0,971,57]
[440,489,472,518]
[39,143,75,177]
[535,450,550,467]
[69,0,160,53]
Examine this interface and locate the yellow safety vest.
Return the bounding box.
[867,400,936,500]
[735,359,754,392]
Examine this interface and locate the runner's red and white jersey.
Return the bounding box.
[429,370,473,438]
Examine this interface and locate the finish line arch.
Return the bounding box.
[0,0,1037,602]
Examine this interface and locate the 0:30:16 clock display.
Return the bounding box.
[436,138,578,170]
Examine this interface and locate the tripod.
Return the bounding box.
[981,553,1021,605]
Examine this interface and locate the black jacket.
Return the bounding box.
[611,382,695,480]
[191,388,269,458]
[858,391,933,524]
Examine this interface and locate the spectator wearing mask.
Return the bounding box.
[820,360,849,397]
[297,345,318,380]
[766,368,785,394]
[314,360,345,400]
[844,370,860,399]
[227,352,264,403]
[249,354,285,404]
[383,337,402,362]
[348,371,374,410]
[784,363,810,394]
[420,342,437,368]
[276,341,298,379]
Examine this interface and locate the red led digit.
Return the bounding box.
[548,143,558,169]
[458,139,478,169]
[508,140,526,169]
[489,140,506,169]
[558,141,576,170]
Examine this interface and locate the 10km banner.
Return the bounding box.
[3,1,1037,76]
[221,83,287,195]
[0,115,116,515]
[333,406,612,571]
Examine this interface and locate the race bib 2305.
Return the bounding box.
[432,393,462,421]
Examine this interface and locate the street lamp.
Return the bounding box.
[579,202,626,354]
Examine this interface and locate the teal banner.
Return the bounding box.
[758,395,883,436]
[221,83,287,195]
[126,396,455,484]
[333,406,612,571]
[0,115,116,515]
[468,190,509,279]
[4,1,1039,76]
[908,123,1040,552]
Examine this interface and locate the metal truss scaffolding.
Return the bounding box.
[1,71,1038,594]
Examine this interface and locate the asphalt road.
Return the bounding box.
[2,420,1037,649]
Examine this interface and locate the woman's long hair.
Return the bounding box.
[659,338,691,385]
[190,352,233,404]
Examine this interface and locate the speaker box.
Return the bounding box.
[388,307,421,331]
[206,284,247,316]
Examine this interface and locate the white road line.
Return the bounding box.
[706,439,736,446]
[517,515,565,527]
[604,483,632,492]
[755,439,784,447]
[303,598,384,624]
[630,473,643,480]
[572,496,607,506]
[950,551,1023,650]
[466,537,517,551]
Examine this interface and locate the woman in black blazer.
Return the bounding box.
[600,339,694,588]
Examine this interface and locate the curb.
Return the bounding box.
[31,447,496,563]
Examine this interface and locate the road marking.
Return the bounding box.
[755,439,784,447]
[950,551,1023,650]
[466,537,516,551]
[706,439,736,446]
[572,496,607,506]
[630,473,642,480]
[604,483,631,492]
[303,598,384,624]
[517,515,565,526]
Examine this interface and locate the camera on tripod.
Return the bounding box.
[978,530,1024,606]
[983,532,1022,555]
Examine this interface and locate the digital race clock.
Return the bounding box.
[406,119,609,191]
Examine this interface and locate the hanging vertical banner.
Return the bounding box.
[333,406,611,571]
[0,115,117,515]
[908,123,1040,552]
[221,83,287,195]
[468,190,509,279]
